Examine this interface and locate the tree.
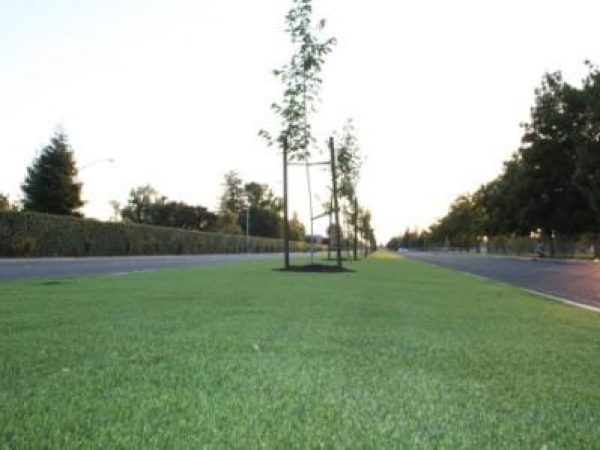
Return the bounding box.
[337,119,361,200]
[149,201,217,230]
[219,171,246,215]
[336,119,362,260]
[288,212,306,241]
[22,131,83,216]
[0,193,13,211]
[260,0,336,268]
[245,184,283,237]
[516,72,592,239]
[430,70,594,252]
[109,200,121,222]
[476,157,532,236]
[573,62,600,255]
[428,194,486,251]
[121,185,218,231]
[121,185,161,223]
[242,207,282,238]
[216,210,242,235]
[359,209,376,255]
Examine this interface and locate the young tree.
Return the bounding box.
[216,210,242,235]
[359,209,374,256]
[336,119,362,259]
[239,182,284,238]
[121,185,161,223]
[109,200,121,222]
[288,212,306,241]
[22,131,83,216]
[0,193,14,211]
[260,0,336,268]
[219,171,246,215]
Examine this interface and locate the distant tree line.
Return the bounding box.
[388,63,600,254]
[5,131,308,240]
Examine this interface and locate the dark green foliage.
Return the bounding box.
[237,182,284,238]
[219,173,286,238]
[387,228,428,250]
[121,185,217,231]
[573,63,600,230]
[479,72,593,238]
[120,185,160,224]
[239,207,282,239]
[21,131,83,216]
[416,65,600,248]
[428,194,486,251]
[288,212,306,241]
[0,211,317,257]
[515,73,593,236]
[148,201,217,231]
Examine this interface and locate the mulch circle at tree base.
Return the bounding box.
[275,264,353,273]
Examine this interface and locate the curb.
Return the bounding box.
[411,257,600,315]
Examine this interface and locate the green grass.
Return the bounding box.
[1,254,600,448]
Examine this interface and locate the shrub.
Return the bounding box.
[0,211,319,257]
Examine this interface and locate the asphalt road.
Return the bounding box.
[0,253,311,282]
[404,251,600,310]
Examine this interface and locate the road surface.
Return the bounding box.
[404,251,600,310]
[0,253,312,282]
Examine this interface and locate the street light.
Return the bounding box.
[80,158,115,171]
[79,158,115,218]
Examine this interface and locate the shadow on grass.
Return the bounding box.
[274,264,354,274]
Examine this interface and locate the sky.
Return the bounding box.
[2,0,600,243]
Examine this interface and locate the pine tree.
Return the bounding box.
[22,131,83,216]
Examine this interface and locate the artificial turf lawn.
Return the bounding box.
[1,253,600,448]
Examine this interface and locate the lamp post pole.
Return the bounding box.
[80,158,115,171]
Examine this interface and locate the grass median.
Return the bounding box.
[1,252,599,448]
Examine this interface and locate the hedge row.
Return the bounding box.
[425,235,598,259]
[0,211,320,257]
[486,235,597,259]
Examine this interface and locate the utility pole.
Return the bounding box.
[329,137,342,269]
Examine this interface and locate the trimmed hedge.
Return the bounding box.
[486,235,595,259]
[0,211,320,257]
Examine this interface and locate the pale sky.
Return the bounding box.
[2,0,600,243]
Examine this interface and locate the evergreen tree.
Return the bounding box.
[22,131,83,216]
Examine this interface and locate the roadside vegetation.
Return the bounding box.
[2,254,600,448]
[389,63,600,257]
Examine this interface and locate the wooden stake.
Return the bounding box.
[329,137,342,269]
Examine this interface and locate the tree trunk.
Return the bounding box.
[283,139,290,269]
[594,233,600,260]
[329,137,342,269]
[327,196,332,260]
[353,197,358,260]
